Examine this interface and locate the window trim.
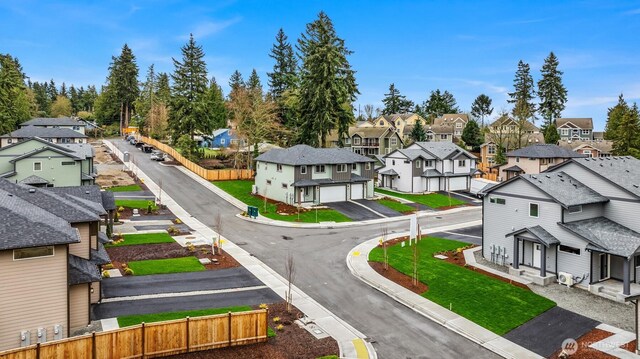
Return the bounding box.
[415,160,421,168]
[559,245,581,256]
[365,162,371,170]
[300,165,307,174]
[33,162,42,171]
[529,202,539,218]
[315,165,325,173]
[440,134,448,140]
[490,197,506,205]
[353,137,361,145]
[276,164,283,172]
[61,161,76,166]
[13,246,55,261]
[458,160,466,167]
[390,137,397,146]
[336,164,347,173]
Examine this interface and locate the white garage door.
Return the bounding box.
[320,185,347,203]
[447,177,468,191]
[350,183,364,200]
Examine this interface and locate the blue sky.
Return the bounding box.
[1,0,639,130]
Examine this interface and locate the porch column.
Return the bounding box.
[513,237,519,269]
[540,245,547,277]
[624,258,631,296]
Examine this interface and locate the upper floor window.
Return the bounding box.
[300,166,307,174]
[14,246,54,260]
[33,162,42,171]
[488,145,496,154]
[425,160,434,167]
[352,163,357,171]
[456,123,462,128]
[73,126,80,130]
[277,164,283,172]
[529,203,539,218]
[390,137,397,146]
[490,197,506,205]
[61,161,76,166]
[583,150,592,158]
[353,137,361,145]
[458,160,466,167]
[315,165,325,173]
[415,160,422,168]
[440,134,448,140]
[7,139,12,144]
[392,160,395,165]
[581,129,590,135]
[561,129,569,135]
[336,164,347,172]
[378,121,384,126]
[365,162,371,170]
[345,138,351,144]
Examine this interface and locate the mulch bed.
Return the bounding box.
[548,329,616,358]
[369,261,428,294]
[109,153,123,164]
[252,194,301,215]
[104,244,240,275]
[437,203,475,211]
[170,301,339,359]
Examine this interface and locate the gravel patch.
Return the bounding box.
[71,320,103,336]
[473,250,508,273]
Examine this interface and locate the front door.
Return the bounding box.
[600,253,610,280]
[533,243,541,268]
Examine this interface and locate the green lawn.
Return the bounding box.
[106,184,143,192]
[369,237,555,335]
[115,199,158,210]
[376,198,417,213]
[106,232,174,247]
[212,180,351,223]
[117,306,252,327]
[127,257,205,276]
[375,188,466,208]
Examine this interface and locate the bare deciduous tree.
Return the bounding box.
[412,240,420,287]
[285,252,295,313]
[213,211,223,255]
[381,225,389,270]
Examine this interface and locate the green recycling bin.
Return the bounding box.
[247,206,258,219]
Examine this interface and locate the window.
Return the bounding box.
[353,137,361,145]
[304,187,310,196]
[379,121,384,126]
[392,160,396,165]
[582,129,590,135]
[276,164,283,172]
[583,150,592,158]
[456,123,462,128]
[529,203,539,217]
[221,139,226,144]
[561,129,569,135]
[455,131,461,136]
[33,162,42,171]
[300,166,307,174]
[488,145,496,154]
[352,163,357,170]
[345,138,351,144]
[7,139,12,144]
[14,246,54,260]
[490,197,506,205]
[440,134,448,140]
[458,160,466,167]
[61,161,75,166]
[568,205,582,214]
[516,157,520,163]
[425,160,434,167]
[73,126,80,130]
[336,164,347,172]
[365,162,371,170]
[315,165,325,173]
[390,137,398,146]
[282,183,288,189]
[415,160,421,168]
[266,180,272,185]
[559,245,581,255]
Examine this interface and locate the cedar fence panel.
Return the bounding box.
[138,136,253,181]
[0,310,267,359]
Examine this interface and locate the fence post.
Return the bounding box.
[141,322,145,359]
[36,343,40,359]
[228,312,232,347]
[92,331,96,359]
[186,316,190,353]
[265,308,269,341]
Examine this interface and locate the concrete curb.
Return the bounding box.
[103,140,377,359]
[346,228,543,359]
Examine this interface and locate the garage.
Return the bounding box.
[319,185,347,203]
[350,183,364,200]
[446,176,468,191]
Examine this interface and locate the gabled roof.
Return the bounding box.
[48,185,115,213]
[60,143,95,159]
[519,172,609,208]
[379,169,398,176]
[433,114,469,125]
[21,117,85,127]
[212,128,230,137]
[506,226,560,247]
[411,141,477,160]
[19,175,50,185]
[503,165,524,172]
[8,146,83,163]
[396,149,434,160]
[0,136,76,153]
[422,169,442,177]
[1,126,88,139]
[488,117,539,132]
[68,254,101,285]
[255,144,375,166]
[349,127,392,139]
[559,217,640,258]
[557,139,613,155]
[506,144,585,159]
[556,118,593,130]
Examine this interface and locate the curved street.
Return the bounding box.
[113,139,497,359]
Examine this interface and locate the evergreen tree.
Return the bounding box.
[60,82,68,98]
[297,12,359,147]
[137,64,157,123]
[228,70,244,94]
[604,94,628,140]
[203,77,227,130]
[268,28,298,100]
[84,85,98,112]
[169,34,209,141]
[0,54,31,133]
[94,85,120,125]
[461,120,482,152]
[69,85,80,114]
[381,83,414,115]
[47,79,58,102]
[611,103,640,158]
[155,73,171,103]
[494,146,507,165]
[110,44,139,131]
[409,119,427,142]
[508,60,536,122]
[538,52,567,127]
[421,89,459,120]
[32,81,50,116]
[470,94,493,127]
[246,69,263,98]
[543,123,560,144]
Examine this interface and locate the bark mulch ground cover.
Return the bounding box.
[369,261,428,294]
[170,302,339,359]
[105,244,239,275]
[549,328,617,358]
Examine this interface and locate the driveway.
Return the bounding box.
[102,268,265,298]
[430,225,483,245]
[326,201,383,221]
[503,306,599,357]
[353,199,404,217]
[437,190,482,206]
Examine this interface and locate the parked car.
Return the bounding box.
[150,151,165,161]
[129,138,137,145]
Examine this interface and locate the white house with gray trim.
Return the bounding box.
[254,145,376,205]
[483,156,640,302]
[376,141,478,193]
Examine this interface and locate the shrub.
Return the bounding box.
[167,226,180,235]
[272,317,280,323]
[259,303,268,310]
[102,270,110,278]
[124,268,134,276]
[103,263,114,270]
[276,324,284,331]
[118,206,125,212]
[174,218,182,224]
[121,263,128,268]
[186,242,196,252]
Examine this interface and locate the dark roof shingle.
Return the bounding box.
[255,145,375,166]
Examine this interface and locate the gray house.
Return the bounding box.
[20,117,86,135]
[483,156,640,302]
[556,118,593,140]
[254,145,375,204]
[0,126,88,147]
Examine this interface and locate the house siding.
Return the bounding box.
[563,203,604,222]
[69,223,90,259]
[90,281,101,304]
[0,245,68,351]
[69,284,89,331]
[331,164,351,181]
[293,165,312,182]
[254,162,296,204]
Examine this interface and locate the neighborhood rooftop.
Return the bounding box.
[570,156,640,198]
[20,117,85,127]
[255,144,374,165]
[519,172,609,208]
[506,144,585,159]
[559,217,640,258]
[556,118,594,129]
[0,126,88,138]
[412,141,476,160]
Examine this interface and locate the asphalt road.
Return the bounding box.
[114,140,498,359]
[326,201,382,221]
[102,268,266,298]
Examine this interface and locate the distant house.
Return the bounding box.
[556,118,593,140]
[479,116,542,169]
[432,114,470,141]
[328,127,404,156]
[20,117,86,135]
[496,144,584,181]
[0,180,114,350]
[0,137,96,187]
[377,141,478,192]
[558,139,613,158]
[254,144,375,204]
[1,126,88,147]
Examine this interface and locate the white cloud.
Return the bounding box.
[182,17,242,40]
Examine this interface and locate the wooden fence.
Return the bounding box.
[477,163,499,182]
[0,310,268,359]
[138,136,253,181]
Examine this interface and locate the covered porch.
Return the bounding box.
[378,169,398,190]
[291,179,318,205]
[507,226,559,286]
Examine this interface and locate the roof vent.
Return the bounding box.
[29,188,36,193]
[545,175,551,178]
[560,179,565,182]
[634,185,639,188]
[85,191,90,194]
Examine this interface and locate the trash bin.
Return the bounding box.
[247,206,258,219]
[123,151,130,162]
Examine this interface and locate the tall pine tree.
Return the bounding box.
[420,89,459,120]
[381,83,414,115]
[108,44,139,132]
[268,28,298,99]
[0,54,31,133]
[246,69,263,98]
[297,12,359,147]
[470,94,493,127]
[508,60,536,122]
[538,52,567,127]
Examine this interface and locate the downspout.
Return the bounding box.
[556,245,559,279]
[66,246,70,337]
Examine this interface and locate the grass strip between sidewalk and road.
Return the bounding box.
[127,256,205,276]
[105,232,175,247]
[376,198,417,213]
[106,184,143,192]
[115,199,158,210]
[212,180,352,223]
[369,236,556,335]
[117,306,253,327]
[374,188,466,208]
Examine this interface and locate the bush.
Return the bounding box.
[121,263,128,268]
[272,317,280,323]
[124,268,134,276]
[259,303,268,310]
[167,226,180,235]
[103,263,114,270]
[102,270,110,278]
[276,324,284,331]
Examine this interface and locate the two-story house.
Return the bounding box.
[0,180,113,350]
[495,144,585,181]
[377,141,478,193]
[556,118,593,140]
[254,145,375,204]
[557,139,613,158]
[432,114,469,141]
[0,126,88,148]
[0,137,96,186]
[20,117,86,135]
[482,156,640,302]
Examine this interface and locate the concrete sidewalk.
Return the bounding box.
[347,229,543,359]
[172,163,480,229]
[104,140,376,359]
